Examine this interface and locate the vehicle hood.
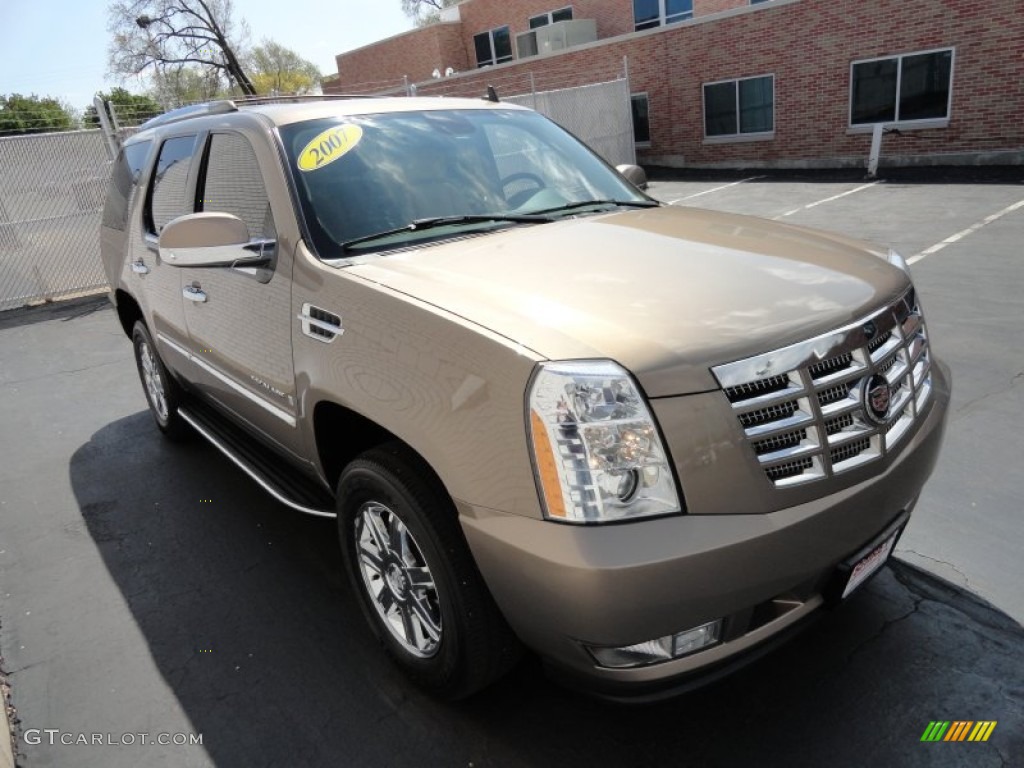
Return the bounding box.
[345,206,911,396]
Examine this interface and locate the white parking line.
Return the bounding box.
[668,176,764,203]
[773,181,880,219]
[908,198,1024,265]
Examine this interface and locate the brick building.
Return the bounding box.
[324,0,1024,169]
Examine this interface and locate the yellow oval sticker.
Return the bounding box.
[297,124,363,172]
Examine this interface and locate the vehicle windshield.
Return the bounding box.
[279,108,651,257]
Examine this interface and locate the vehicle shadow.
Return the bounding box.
[70,413,1023,768]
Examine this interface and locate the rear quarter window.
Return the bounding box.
[101,140,151,231]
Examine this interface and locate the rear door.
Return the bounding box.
[139,133,200,379]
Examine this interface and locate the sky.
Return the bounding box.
[0,0,414,113]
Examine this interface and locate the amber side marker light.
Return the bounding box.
[530,410,567,519]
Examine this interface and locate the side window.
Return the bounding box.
[101,140,152,231]
[146,135,197,234]
[199,133,275,240]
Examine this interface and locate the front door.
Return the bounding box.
[179,130,301,458]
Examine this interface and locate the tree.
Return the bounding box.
[84,87,162,127]
[0,94,77,135]
[107,0,256,96]
[247,41,321,95]
[400,0,460,27]
[149,65,227,107]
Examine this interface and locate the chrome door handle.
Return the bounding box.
[131,260,150,275]
[183,285,207,303]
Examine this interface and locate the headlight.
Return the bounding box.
[527,360,682,523]
[886,248,911,274]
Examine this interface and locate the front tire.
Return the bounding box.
[132,320,189,440]
[337,443,520,699]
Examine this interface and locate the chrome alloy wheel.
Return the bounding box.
[139,339,169,421]
[355,501,442,658]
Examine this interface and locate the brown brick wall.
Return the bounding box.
[330,0,1024,167]
[328,23,469,92]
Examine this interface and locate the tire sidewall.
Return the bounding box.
[132,321,175,431]
[338,464,465,687]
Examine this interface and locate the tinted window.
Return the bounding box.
[899,50,952,121]
[631,94,650,144]
[851,59,898,124]
[102,140,151,231]
[473,32,492,67]
[704,82,737,137]
[200,133,274,240]
[492,27,512,62]
[704,76,774,137]
[634,0,660,30]
[146,135,197,234]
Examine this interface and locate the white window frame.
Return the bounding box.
[474,26,514,68]
[633,0,693,32]
[701,74,776,144]
[529,6,574,29]
[631,92,651,147]
[848,47,955,132]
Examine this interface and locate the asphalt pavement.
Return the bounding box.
[2,174,1023,767]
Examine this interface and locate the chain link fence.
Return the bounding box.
[0,130,112,311]
[1,63,635,311]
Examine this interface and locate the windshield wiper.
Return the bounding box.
[527,199,661,216]
[340,214,550,252]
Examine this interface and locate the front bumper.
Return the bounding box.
[459,360,950,698]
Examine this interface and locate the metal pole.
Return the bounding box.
[623,55,637,165]
[530,72,537,110]
[867,123,884,178]
[404,75,411,97]
[92,96,120,161]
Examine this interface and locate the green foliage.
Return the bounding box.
[149,66,230,108]
[0,93,77,135]
[247,41,321,95]
[84,87,162,127]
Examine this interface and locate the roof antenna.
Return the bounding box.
[484,85,500,103]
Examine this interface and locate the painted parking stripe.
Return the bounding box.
[908,198,1024,265]
[773,181,881,219]
[668,176,764,203]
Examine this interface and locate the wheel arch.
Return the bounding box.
[312,400,451,509]
[114,289,143,339]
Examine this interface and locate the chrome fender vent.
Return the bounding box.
[299,303,343,343]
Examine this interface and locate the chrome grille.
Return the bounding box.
[713,289,933,488]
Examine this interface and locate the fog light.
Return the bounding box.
[672,620,721,656]
[587,619,722,669]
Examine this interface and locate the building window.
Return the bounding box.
[631,93,651,144]
[850,48,953,126]
[633,0,693,31]
[529,7,573,29]
[703,75,774,139]
[474,26,513,68]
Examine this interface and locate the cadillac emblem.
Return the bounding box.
[864,373,892,424]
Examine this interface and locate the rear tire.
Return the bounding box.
[337,442,520,700]
[132,320,190,441]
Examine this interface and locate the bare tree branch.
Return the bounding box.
[107,0,255,94]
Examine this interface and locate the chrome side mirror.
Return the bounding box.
[159,212,273,268]
[616,164,648,191]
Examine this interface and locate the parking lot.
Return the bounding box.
[2,174,1022,767]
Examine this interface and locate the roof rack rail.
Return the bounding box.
[230,93,382,105]
[137,100,238,131]
[137,94,381,131]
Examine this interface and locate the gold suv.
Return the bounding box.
[100,96,950,700]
